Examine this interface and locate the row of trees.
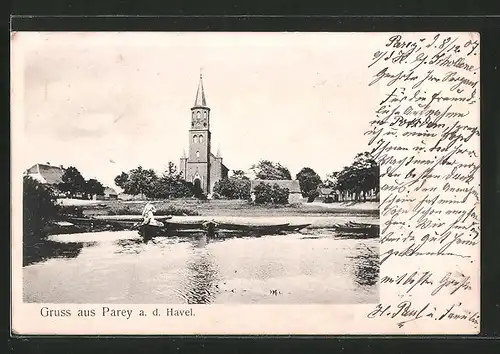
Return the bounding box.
[111,154,379,203]
[58,166,106,199]
[323,152,380,202]
[114,162,203,199]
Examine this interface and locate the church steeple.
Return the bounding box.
[180,70,228,196]
[193,72,207,108]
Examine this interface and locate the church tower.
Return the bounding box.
[180,73,212,193]
[180,72,229,195]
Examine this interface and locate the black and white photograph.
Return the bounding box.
[12,31,479,335]
[19,32,380,305]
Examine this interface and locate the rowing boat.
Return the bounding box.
[281,223,311,232]
[91,215,173,222]
[137,221,293,239]
[216,222,290,233]
[331,222,379,234]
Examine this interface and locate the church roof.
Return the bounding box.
[193,73,207,107]
[250,179,301,194]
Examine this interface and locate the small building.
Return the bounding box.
[25,163,66,197]
[118,193,147,201]
[95,187,118,200]
[250,179,303,203]
[317,187,340,202]
[104,187,118,200]
[25,163,65,185]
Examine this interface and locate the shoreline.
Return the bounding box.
[59,198,380,217]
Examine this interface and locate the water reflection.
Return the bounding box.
[23,227,380,304]
[183,237,220,304]
[114,238,146,255]
[350,244,379,287]
[23,240,95,266]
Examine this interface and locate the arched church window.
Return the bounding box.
[197,111,201,119]
[199,135,204,144]
[203,111,207,118]
[193,135,198,143]
[196,151,200,158]
[192,112,195,119]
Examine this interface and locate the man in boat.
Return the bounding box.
[202,219,218,238]
[138,203,164,239]
[141,202,156,225]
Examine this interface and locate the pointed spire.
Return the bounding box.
[193,70,207,107]
[182,149,187,158]
[216,144,221,158]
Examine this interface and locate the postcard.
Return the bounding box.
[10,32,480,335]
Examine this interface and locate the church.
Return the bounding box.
[180,74,229,195]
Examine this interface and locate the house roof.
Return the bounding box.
[250,179,301,193]
[319,187,334,195]
[104,187,118,195]
[27,163,65,185]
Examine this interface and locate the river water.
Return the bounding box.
[23,221,379,304]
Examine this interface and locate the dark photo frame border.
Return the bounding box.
[6,13,500,353]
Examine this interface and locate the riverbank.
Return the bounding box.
[58,198,380,217]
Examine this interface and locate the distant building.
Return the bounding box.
[118,193,147,201]
[24,163,67,197]
[249,179,303,203]
[25,163,65,185]
[317,187,340,202]
[95,187,118,200]
[180,74,229,195]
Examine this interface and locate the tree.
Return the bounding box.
[130,167,158,197]
[23,176,59,241]
[271,184,290,204]
[253,182,273,204]
[231,170,249,180]
[296,167,322,197]
[114,172,130,189]
[323,172,339,188]
[115,163,195,199]
[58,166,86,198]
[250,160,292,180]
[327,152,379,202]
[253,182,290,205]
[153,162,194,199]
[85,179,105,199]
[307,189,320,203]
[115,166,158,197]
[213,177,251,200]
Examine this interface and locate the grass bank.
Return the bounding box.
[60,198,379,217]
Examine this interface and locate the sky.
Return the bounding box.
[14,32,381,189]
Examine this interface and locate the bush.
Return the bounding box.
[106,205,199,216]
[155,206,199,216]
[23,176,59,242]
[254,183,273,204]
[271,184,289,205]
[58,205,84,217]
[307,189,319,203]
[253,182,289,205]
[212,192,221,200]
[324,196,334,203]
[213,178,251,200]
